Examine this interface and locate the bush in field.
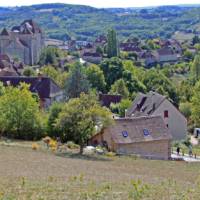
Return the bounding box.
[66,141,80,149]
[32,143,39,150]
[0,83,43,140]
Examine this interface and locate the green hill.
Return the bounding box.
[0,3,200,41]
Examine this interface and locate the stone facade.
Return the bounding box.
[0,20,44,65]
[89,116,172,160]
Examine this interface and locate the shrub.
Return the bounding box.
[0,83,43,140]
[32,143,39,150]
[105,152,116,157]
[66,141,79,149]
[49,139,57,152]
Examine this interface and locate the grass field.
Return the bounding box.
[0,141,200,200]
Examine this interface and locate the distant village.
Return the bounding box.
[0,19,199,160]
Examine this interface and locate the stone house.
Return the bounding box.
[0,19,44,65]
[157,47,178,63]
[139,51,158,67]
[0,76,63,109]
[89,115,172,160]
[160,39,182,55]
[126,91,187,140]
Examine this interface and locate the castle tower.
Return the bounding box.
[0,20,44,65]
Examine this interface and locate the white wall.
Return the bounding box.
[153,99,187,140]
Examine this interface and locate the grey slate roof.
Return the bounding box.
[126,91,166,117]
[0,76,62,99]
[108,115,172,144]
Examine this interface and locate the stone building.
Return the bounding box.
[89,116,172,160]
[126,91,187,140]
[0,20,44,65]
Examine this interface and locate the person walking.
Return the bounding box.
[176,146,180,155]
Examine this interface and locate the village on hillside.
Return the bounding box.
[0,11,200,199]
[0,19,200,159]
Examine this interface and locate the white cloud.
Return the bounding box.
[0,0,200,7]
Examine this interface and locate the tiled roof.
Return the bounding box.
[157,47,174,56]
[0,76,62,98]
[0,54,11,62]
[83,52,102,57]
[0,28,10,36]
[0,68,19,77]
[107,115,172,144]
[126,91,166,117]
[20,19,42,34]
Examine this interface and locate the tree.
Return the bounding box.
[122,70,146,94]
[179,102,192,119]
[191,81,200,126]
[85,65,106,92]
[0,82,5,96]
[192,35,200,45]
[107,29,119,58]
[96,46,103,55]
[41,65,68,88]
[56,93,113,153]
[178,80,193,102]
[64,62,90,99]
[110,79,129,99]
[100,57,124,90]
[23,67,36,77]
[0,83,42,139]
[111,99,132,117]
[39,47,60,66]
[143,69,179,104]
[191,54,200,82]
[47,102,63,138]
[184,50,194,60]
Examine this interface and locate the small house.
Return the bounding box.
[89,115,172,160]
[157,47,178,63]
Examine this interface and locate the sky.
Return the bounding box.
[0,0,200,8]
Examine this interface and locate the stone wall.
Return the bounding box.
[115,140,171,160]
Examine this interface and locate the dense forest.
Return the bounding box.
[0,3,200,40]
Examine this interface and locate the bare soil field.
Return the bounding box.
[0,143,200,200]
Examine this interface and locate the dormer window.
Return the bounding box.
[122,131,128,138]
[143,129,150,136]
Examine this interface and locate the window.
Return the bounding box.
[122,131,128,138]
[143,129,150,136]
[164,110,169,118]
